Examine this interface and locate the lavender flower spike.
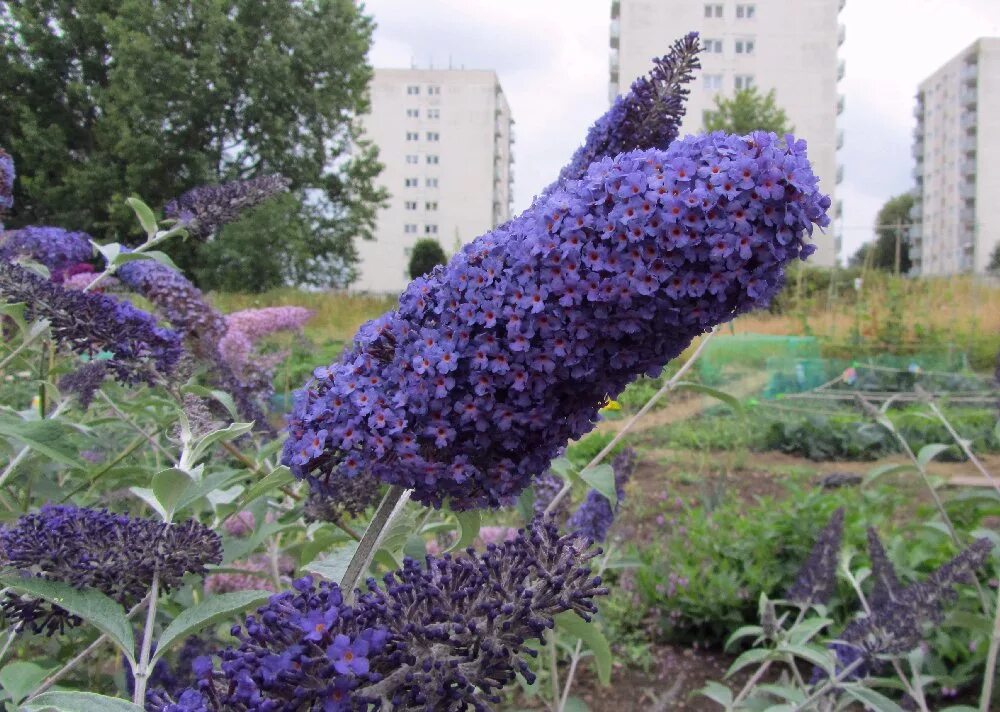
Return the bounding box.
[0,147,14,212]
[284,132,830,510]
[0,260,182,385]
[150,519,606,711]
[568,447,638,542]
[0,505,222,635]
[785,507,845,607]
[546,32,701,194]
[164,174,290,240]
[0,226,94,278]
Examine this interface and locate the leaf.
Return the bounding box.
[303,542,359,583]
[0,575,134,663]
[864,462,914,486]
[403,535,428,560]
[0,419,83,468]
[21,691,145,712]
[0,661,52,704]
[151,468,193,520]
[553,612,611,686]
[724,624,764,651]
[675,381,744,414]
[235,466,295,509]
[126,197,158,236]
[151,590,271,665]
[695,680,733,708]
[777,642,836,676]
[548,457,574,478]
[755,683,806,703]
[561,697,591,712]
[177,469,247,512]
[129,486,168,520]
[916,443,951,469]
[787,617,833,645]
[725,647,773,678]
[840,684,907,712]
[190,423,254,463]
[446,510,480,553]
[579,463,616,504]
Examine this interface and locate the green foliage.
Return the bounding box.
[408,239,447,280]
[989,242,1000,273]
[0,0,387,286]
[849,193,914,273]
[702,87,793,135]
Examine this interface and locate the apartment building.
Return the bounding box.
[910,38,1000,276]
[354,68,514,293]
[609,0,846,265]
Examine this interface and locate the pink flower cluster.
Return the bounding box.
[218,306,315,377]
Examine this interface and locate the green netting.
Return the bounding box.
[695,334,820,386]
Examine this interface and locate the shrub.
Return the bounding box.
[407,238,446,279]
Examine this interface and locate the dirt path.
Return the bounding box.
[596,371,771,436]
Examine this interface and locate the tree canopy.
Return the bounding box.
[408,239,447,280]
[849,193,914,273]
[0,0,386,287]
[703,87,793,135]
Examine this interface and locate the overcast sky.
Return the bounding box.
[364,0,1000,262]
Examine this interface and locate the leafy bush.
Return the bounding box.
[407,238,446,279]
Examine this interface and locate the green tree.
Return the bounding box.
[703,87,793,135]
[0,0,386,287]
[850,193,914,273]
[408,239,447,280]
[988,243,1000,273]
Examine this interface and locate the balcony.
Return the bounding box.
[961,63,978,84]
[913,123,924,140]
[962,157,976,177]
[838,24,845,46]
[610,0,620,19]
[961,112,977,130]
[837,94,845,115]
[912,164,923,180]
[912,102,923,119]
[912,142,923,160]
[961,86,977,108]
[610,19,619,48]
[962,134,976,154]
[910,245,922,261]
[839,0,846,11]
[836,164,844,184]
[837,59,846,81]
[909,224,921,241]
[960,206,976,224]
[959,182,976,201]
[836,130,844,150]
[908,203,922,221]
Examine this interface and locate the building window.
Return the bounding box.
[703,74,723,90]
[735,39,755,55]
[736,4,756,18]
[426,178,439,188]
[404,224,417,233]
[427,108,440,119]
[425,224,438,234]
[405,155,418,164]
[428,86,441,95]
[426,155,439,164]
[404,178,418,187]
[406,132,419,141]
[704,3,723,18]
[425,201,438,210]
[407,85,420,95]
[734,75,754,90]
[406,108,419,118]
[404,201,417,210]
[426,132,440,141]
[704,38,723,54]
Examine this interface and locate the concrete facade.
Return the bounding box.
[609,0,845,265]
[911,38,1000,276]
[354,68,514,293]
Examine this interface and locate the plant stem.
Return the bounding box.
[132,571,160,706]
[981,585,1000,712]
[0,322,48,372]
[0,623,21,666]
[99,390,174,460]
[340,485,410,602]
[0,400,70,490]
[918,388,1000,497]
[789,658,864,712]
[23,596,149,702]
[545,327,718,515]
[548,630,561,712]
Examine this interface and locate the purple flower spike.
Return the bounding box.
[568,448,637,542]
[547,32,701,194]
[164,174,290,240]
[0,505,222,635]
[0,226,94,278]
[0,147,14,212]
[284,132,830,510]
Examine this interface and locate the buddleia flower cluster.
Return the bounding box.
[566,447,637,542]
[0,505,222,635]
[284,131,830,510]
[218,306,315,399]
[785,507,845,607]
[151,519,606,711]
[547,32,701,192]
[164,174,290,240]
[0,147,13,212]
[828,532,992,681]
[0,226,94,279]
[532,471,570,520]
[0,261,182,385]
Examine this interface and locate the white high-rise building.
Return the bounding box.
[910,38,1000,276]
[354,68,514,293]
[609,0,845,266]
